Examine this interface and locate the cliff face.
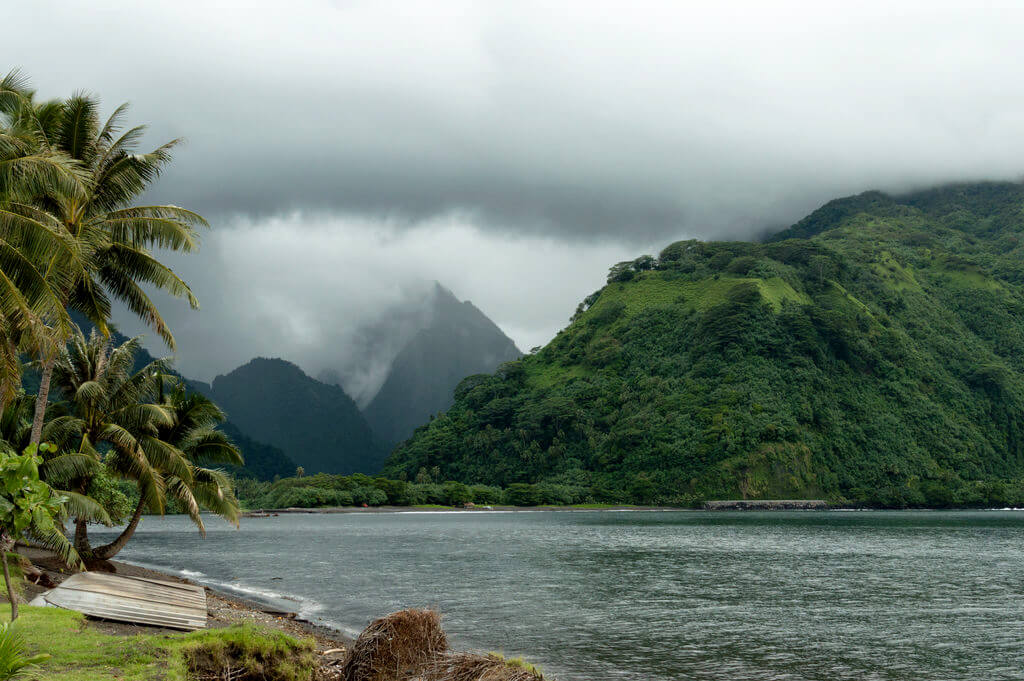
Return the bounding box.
[210,357,385,474]
[364,285,522,448]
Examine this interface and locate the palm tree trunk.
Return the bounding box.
[91,498,146,561]
[1,533,17,621]
[29,356,55,446]
[73,518,92,556]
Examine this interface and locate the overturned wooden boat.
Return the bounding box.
[31,571,207,630]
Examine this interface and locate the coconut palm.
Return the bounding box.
[91,379,242,560]
[46,328,240,558]
[0,72,206,445]
[0,72,85,405]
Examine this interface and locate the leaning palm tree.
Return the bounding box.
[47,328,240,558]
[90,379,242,560]
[0,73,206,444]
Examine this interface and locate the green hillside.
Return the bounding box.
[385,182,1024,507]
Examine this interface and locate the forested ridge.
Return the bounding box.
[386,182,1024,507]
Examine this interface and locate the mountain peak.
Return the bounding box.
[364,285,522,448]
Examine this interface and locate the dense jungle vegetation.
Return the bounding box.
[387,182,1024,507]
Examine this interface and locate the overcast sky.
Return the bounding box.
[6,0,1024,383]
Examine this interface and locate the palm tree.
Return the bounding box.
[47,328,240,558]
[0,73,206,444]
[0,72,85,406]
[91,379,242,560]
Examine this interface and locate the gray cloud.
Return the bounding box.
[7,0,1024,381]
[11,1,1024,239]
[111,215,634,383]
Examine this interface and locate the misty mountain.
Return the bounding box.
[362,284,522,448]
[209,357,385,474]
[388,182,1024,507]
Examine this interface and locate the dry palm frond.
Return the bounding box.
[340,609,448,681]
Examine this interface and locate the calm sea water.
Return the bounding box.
[93,510,1024,680]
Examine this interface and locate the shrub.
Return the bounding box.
[269,487,353,509]
[352,486,388,506]
[372,478,412,505]
[726,255,758,274]
[409,483,446,505]
[469,485,503,505]
[441,481,473,506]
[534,484,576,505]
[180,625,317,681]
[505,484,540,506]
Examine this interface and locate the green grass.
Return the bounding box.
[526,363,592,390]
[3,605,316,681]
[754,276,811,309]
[871,253,922,292]
[524,272,809,391]
[590,271,807,321]
[487,651,544,676]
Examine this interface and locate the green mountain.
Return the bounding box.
[217,421,297,481]
[210,357,385,474]
[363,284,522,448]
[385,182,1024,507]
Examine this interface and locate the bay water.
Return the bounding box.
[93,510,1024,680]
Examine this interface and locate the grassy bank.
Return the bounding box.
[3,605,318,681]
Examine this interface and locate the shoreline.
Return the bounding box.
[239,504,1024,516]
[18,546,353,651]
[242,503,686,516]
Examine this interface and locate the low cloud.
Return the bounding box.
[8,0,1024,385]
[117,214,635,385]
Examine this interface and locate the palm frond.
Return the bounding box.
[58,93,100,164]
[39,453,98,487]
[54,489,111,525]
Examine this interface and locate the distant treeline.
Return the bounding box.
[231,471,1024,510]
[233,472,597,509]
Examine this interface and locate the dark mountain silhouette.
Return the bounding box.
[210,357,385,474]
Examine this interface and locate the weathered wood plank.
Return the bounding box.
[40,572,207,630]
